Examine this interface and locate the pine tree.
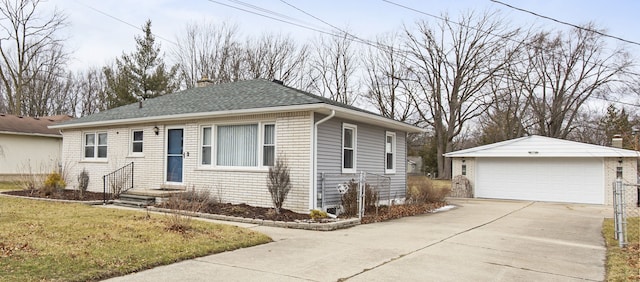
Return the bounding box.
[599,104,634,148]
[104,20,180,108]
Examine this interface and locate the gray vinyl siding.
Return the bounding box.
[315,113,407,209]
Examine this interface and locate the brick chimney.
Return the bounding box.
[196,77,214,88]
[612,134,623,148]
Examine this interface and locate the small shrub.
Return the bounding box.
[309,209,328,221]
[40,171,66,197]
[340,179,379,217]
[407,176,450,204]
[77,169,89,196]
[163,186,213,233]
[267,157,292,214]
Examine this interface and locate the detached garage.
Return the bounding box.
[445,135,638,205]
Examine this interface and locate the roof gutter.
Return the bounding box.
[311,110,335,210]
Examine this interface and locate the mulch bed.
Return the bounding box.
[3,189,110,201]
[159,200,448,224]
[4,189,450,224]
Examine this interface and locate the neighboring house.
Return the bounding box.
[0,114,72,181]
[444,135,639,206]
[51,79,423,213]
[407,156,423,174]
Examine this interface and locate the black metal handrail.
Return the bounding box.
[102,162,134,204]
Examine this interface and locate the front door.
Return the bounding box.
[166,128,184,183]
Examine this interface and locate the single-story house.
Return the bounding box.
[50,79,423,213]
[444,135,638,206]
[0,114,72,181]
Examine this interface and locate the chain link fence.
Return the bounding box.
[612,179,639,248]
[319,171,391,217]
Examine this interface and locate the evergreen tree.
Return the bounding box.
[599,104,634,148]
[104,20,179,108]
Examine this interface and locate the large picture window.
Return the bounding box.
[200,123,275,168]
[385,131,396,174]
[342,123,357,173]
[217,124,258,166]
[84,132,107,159]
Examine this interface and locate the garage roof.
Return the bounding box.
[444,135,639,158]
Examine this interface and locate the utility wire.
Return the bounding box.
[72,0,178,46]
[490,0,640,47]
[205,0,343,38]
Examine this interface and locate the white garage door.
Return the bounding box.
[475,157,604,204]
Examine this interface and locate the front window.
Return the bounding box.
[263,124,275,166]
[385,131,396,173]
[84,132,107,159]
[132,130,143,153]
[201,127,212,165]
[200,123,275,168]
[342,123,357,173]
[217,124,258,166]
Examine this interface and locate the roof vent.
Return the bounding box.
[272,79,284,85]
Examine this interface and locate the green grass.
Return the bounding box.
[0,182,21,191]
[602,217,639,281]
[0,197,271,281]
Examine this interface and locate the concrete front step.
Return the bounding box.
[112,199,151,208]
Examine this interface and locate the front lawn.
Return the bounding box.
[0,197,271,281]
[0,181,20,191]
[602,217,639,281]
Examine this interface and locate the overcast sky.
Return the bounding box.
[41,0,640,71]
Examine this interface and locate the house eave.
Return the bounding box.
[0,130,62,138]
[49,103,424,133]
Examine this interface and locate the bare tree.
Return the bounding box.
[362,32,414,121]
[518,24,632,139]
[0,0,68,115]
[308,33,359,105]
[67,68,109,117]
[243,33,309,88]
[403,11,521,179]
[171,21,243,88]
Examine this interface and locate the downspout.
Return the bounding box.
[312,110,335,210]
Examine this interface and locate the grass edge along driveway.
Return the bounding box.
[0,196,271,281]
[602,217,640,281]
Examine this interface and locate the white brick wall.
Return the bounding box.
[604,157,638,206]
[61,111,312,213]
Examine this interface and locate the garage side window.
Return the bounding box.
[462,164,467,176]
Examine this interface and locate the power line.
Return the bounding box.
[490,0,640,47]
[381,0,640,78]
[72,0,178,46]
[205,0,342,38]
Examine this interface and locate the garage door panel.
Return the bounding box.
[475,158,603,204]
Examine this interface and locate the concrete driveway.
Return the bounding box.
[105,199,610,282]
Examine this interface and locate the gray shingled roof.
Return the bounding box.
[59,79,379,126]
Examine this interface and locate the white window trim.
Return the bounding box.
[262,123,276,167]
[342,123,357,174]
[82,131,108,161]
[198,121,276,170]
[385,131,396,174]
[128,129,144,157]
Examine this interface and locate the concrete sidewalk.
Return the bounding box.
[104,199,609,281]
